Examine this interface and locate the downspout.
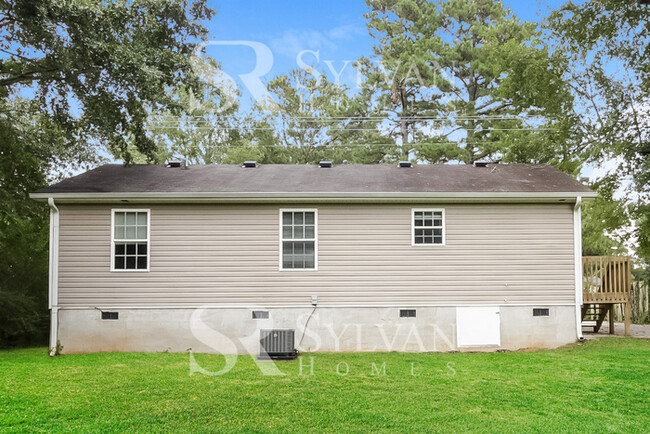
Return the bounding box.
[48,198,60,356]
[573,197,583,340]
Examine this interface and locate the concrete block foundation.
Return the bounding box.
[56,305,578,354]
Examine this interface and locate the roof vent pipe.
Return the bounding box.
[398,161,412,168]
[319,161,332,168]
[167,161,182,168]
[473,161,488,168]
[243,161,257,168]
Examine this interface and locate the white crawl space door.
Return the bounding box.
[456,307,501,347]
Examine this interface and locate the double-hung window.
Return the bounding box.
[280,209,317,270]
[112,209,150,271]
[412,209,445,246]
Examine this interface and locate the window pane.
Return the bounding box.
[136,225,147,239]
[283,242,293,268]
[283,225,292,239]
[281,212,316,269]
[114,211,149,269]
[125,226,136,239]
[413,211,444,245]
[282,241,315,269]
[415,228,433,244]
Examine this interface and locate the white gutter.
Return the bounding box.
[30,190,598,203]
[48,198,60,356]
[573,197,583,340]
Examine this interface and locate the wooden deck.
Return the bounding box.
[582,256,632,335]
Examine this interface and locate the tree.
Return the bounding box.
[144,58,278,165]
[1,0,214,162]
[0,0,214,346]
[548,0,650,260]
[363,0,578,169]
[259,69,395,164]
[0,98,91,347]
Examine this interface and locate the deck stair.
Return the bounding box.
[581,256,632,335]
[581,304,609,333]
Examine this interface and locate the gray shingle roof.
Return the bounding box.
[34,163,594,197]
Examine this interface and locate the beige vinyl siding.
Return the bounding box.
[56,203,576,307]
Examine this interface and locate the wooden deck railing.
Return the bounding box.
[582,256,631,304]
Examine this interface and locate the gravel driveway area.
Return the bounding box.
[584,323,650,339]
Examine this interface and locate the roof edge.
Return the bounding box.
[30,191,598,203]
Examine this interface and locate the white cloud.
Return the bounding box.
[269,24,365,58]
[327,24,365,40]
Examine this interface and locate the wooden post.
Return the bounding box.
[609,305,615,335]
[625,256,632,337]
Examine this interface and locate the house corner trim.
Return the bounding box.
[574,196,583,340]
[48,198,60,356]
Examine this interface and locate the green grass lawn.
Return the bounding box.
[1,338,649,432]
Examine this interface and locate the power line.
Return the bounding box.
[148,114,556,121]
[146,125,553,131]
[140,141,523,148]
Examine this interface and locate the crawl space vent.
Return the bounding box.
[101,312,119,320]
[252,311,269,319]
[400,309,416,318]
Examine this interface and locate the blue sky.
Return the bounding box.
[204,0,570,101]
[191,1,608,181]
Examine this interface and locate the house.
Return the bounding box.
[31,162,597,355]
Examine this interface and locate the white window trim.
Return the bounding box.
[110,208,151,272]
[279,208,318,271]
[411,208,446,247]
